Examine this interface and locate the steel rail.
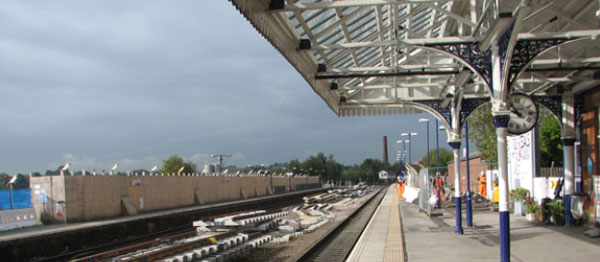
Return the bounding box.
[296,186,387,262]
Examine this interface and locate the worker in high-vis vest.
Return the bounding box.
[492,179,499,203]
[397,175,405,198]
[434,175,445,200]
[478,171,487,197]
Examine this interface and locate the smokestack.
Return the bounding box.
[383,136,388,163]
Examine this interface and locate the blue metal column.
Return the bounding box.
[436,119,441,208]
[491,42,511,262]
[493,114,511,262]
[426,121,430,170]
[465,120,473,227]
[449,141,463,235]
[403,140,407,162]
[409,134,413,164]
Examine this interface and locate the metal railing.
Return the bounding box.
[418,168,433,216]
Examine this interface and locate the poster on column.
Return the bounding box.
[507,130,535,194]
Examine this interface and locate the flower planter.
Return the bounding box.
[526,213,538,222]
[550,214,565,226]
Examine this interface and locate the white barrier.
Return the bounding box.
[404,185,419,203]
[0,208,39,231]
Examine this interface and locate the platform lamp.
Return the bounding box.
[418,118,430,170]
[401,132,418,164]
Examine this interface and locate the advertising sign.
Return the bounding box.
[507,130,535,194]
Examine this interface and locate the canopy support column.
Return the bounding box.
[491,42,511,262]
[449,97,463,234]
[562,92,576,226]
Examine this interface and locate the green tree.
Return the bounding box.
[287,159,302,175]
[0,173,9,189]
[539,114,563,167]
[341,165,361,184]
[354,158,392,184]
[286,153,344,183]
[161,155,196,174]
[468,106,497,164]
[419,148,453,174]
[325,154,343,182]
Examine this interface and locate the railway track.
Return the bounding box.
[35,186,384,262]
[297,186,387,262]
[32,196,303,262]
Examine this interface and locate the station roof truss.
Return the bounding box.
[230,0,600,118]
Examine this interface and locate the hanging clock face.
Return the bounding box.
[508,93,539,135]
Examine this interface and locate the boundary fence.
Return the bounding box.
[0,189,32,210]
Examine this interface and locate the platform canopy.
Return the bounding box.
[229,0,600,118]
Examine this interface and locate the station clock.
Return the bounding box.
[508,93,539,135]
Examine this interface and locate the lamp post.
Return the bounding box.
[401,132,418,164]
[436,122,446,208]
[404,141,409,162]
[419,119,430,169]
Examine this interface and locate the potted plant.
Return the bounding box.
[524,197,541,222]
[548,198,565,226]
[510,188,529,216]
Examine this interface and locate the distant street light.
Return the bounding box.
[211,154,232,175]
[396,140,407,162]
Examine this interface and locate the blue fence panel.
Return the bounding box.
[0,189,32,210]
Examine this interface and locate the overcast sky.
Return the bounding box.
[0,1,455,174]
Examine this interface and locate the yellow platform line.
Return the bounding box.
[384,186,404,262]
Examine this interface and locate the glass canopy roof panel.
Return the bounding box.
[229,0,600,116]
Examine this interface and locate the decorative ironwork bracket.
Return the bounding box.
[508,39,569,88]
[534,95,562,120]
[425,43,492,91]
[414,99,452,126]
[533,95,583,123]
[460,98,490,127]
[575,95,583,122]
[423,23,567,96]
[415,98,489,129]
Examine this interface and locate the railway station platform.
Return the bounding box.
[349,184,600,262]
